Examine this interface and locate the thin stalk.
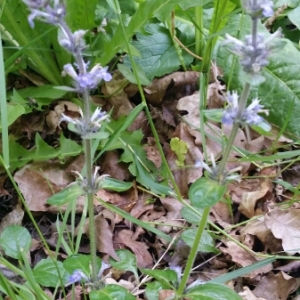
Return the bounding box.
[195,6,204,57]
[177,207,210,295]
[113,0,183,202]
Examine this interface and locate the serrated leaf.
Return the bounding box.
[124,23,193,80]
[181,228,217,253]
[186,283,242,300]
[33,258,69,287]
[189,177,226,208]
[0,226,31,259]
[89,285,136,300]
[0,104,25,131]
[117,64,150,86]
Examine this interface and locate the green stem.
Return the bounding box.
[195,5,204,57]
[177,207,210,295]
[113,0,183,202]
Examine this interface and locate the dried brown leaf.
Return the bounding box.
[220,241,273,279]
[239,286,267,300]
[115,230,153,268]
[0,202,24,234]
[252,271,300,300]
[265,208,300,255]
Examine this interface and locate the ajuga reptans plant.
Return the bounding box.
[23,0,112,287]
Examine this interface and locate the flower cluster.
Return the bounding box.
[222,91,268,126]
[22,0,66,28]
[195,154,241,183]
[62,63,112,92]
[60,107,110,138]
[243,0,274,18]
[224,30,281,75]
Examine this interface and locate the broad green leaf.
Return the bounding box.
[179,0,211,10]
[89,285,135,300]
[33,258,69,287]
[124,23,193,80]
[181,207,203,225]
[141,269,178,289]
[100,0,192,65]
[65,0,99,30]
[109,249,138,279]
[185,283,242,300]
[117,64,150,86]
[100,177,133,192]
[64,254,101,277]
[189,177,226,208]
[145,281,163,300]
[47,183,84,206]
[0,226,31,259]
[181,228,217,253]
[10,85,67,99]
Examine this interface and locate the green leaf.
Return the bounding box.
[170,137,188,167]
[10,85,67,99]
[124,23,193,80]
[64,254,102,278]
[47,183,84,206]
[89,285,136,300]
[0,226,31,259]
[109,249,138,279]
[145,281,163,300]
[181,207,203,225]
[33,258,69,287]
[185,283,242,300]
[141,269,178,290]
[181,228,217,253]
[189,177,226,208]
[117,64,151,86]
[0,103,25,131]
[100,177,133,192]
[179,0,211,10]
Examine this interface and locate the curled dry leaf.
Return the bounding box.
[144,71,199,105]
[94,213,119,260]
[114,229,153,268]
[252,271,300,300]
[265,208,300,255]
[238,179,273,218]
[239,286,267,300]
[0,202,24,235]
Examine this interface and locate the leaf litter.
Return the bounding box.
[2,62,300,300]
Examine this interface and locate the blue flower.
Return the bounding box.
[222,92,267,126]
[63,63,112,92]
[22,0,65,28]
[59,29,87,54]
[68,270,89,284]
[243,0,274,18]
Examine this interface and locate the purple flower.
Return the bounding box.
[59,29,87,54]
[224,30,281,75]
[22,0,65,28]
[63,63,112,92]
[222,92,267,126]
[68,270,89,284]
[243,0,274,18]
